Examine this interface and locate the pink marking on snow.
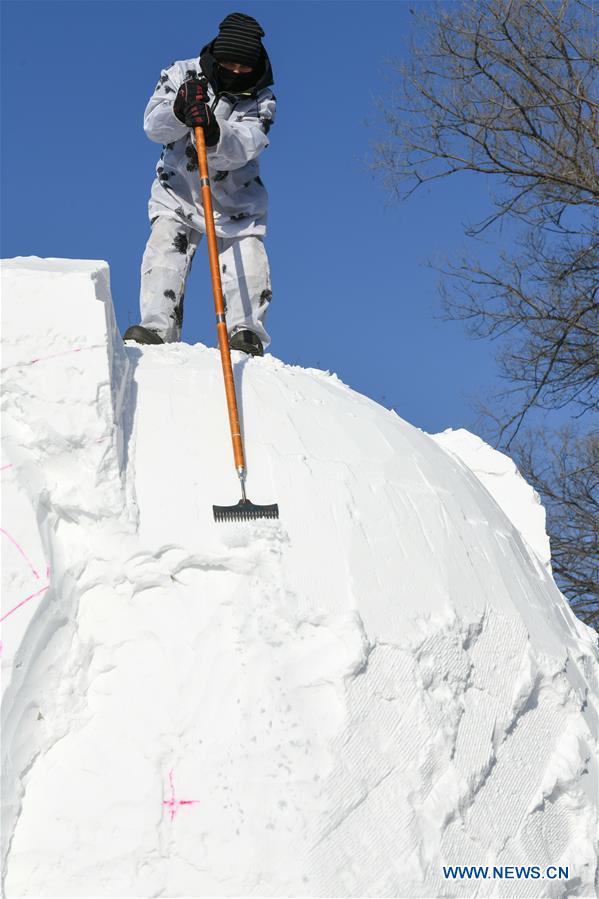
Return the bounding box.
[30,347,82,365]
[0,528,41,579]
[162,769,200,823]
[0,582,50,623]
[0,464,13,472]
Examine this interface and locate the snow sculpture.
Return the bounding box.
[2,258,597,898]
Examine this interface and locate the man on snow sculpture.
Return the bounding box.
[123,12,275,357]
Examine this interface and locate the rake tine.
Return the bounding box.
[213,499,280,523]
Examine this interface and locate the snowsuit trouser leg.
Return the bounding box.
[140,217,273,348]
[218,236,273,350]
[139,217,200,343]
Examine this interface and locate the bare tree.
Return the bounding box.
[374,0,598,626]
[516,427,598,626]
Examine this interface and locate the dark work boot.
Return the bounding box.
[229,329,264,357]
[123,325,164,345]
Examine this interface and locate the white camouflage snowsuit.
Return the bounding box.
[140,52,276,345]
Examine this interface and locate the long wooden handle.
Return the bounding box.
[194,125,245,474]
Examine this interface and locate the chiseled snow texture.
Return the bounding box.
[1,258,598,899]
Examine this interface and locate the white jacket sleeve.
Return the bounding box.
[143,64,188,145]
[206,92,276,172]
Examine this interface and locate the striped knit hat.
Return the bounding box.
[212,12,265,68]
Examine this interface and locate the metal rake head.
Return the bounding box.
[213,499,279,523]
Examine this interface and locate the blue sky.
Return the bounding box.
[1,0,502,435]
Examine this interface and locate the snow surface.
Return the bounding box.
[432,429,552,574]
[1,257,598,898]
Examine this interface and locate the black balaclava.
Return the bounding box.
[212,12,265,93]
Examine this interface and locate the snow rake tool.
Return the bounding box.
[194,125,279,524]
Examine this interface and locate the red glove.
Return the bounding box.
[173,78,220,145]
